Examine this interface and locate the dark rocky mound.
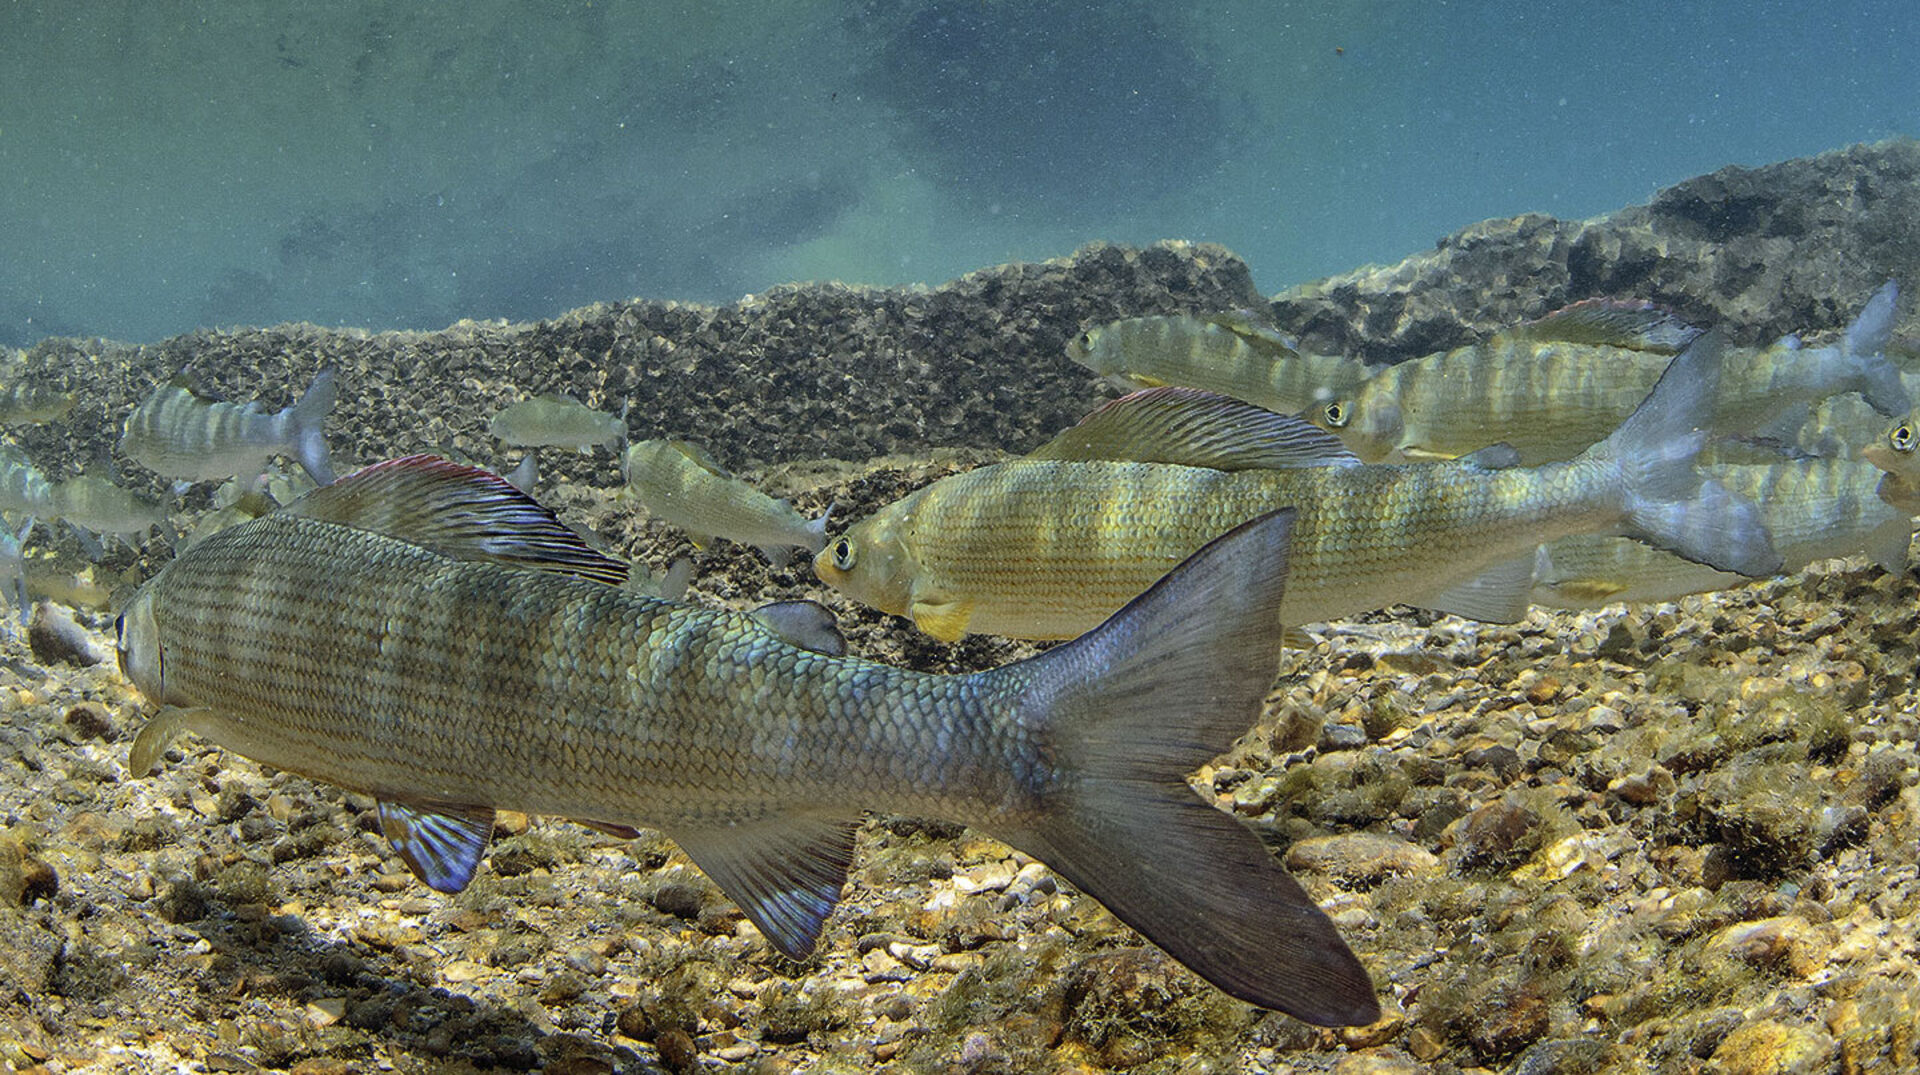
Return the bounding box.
[13,241,1258,492]
[1271,137,1920,364]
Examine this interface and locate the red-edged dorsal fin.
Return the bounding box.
[289,454,630,586]
[1028,386,1360,471]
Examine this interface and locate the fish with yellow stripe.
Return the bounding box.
[1312,284,1905,465]
[1066,311,1378,416]
[817,334,1781,642]
[115,455,1378,1026]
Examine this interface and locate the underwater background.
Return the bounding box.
[1,0,1913,346]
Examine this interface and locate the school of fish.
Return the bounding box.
[0,276,1910,1032]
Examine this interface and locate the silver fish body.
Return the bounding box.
[0,380,75,426]
[0,443,54,517]
[117,456,1377,1026]
[1067,313,1376,415]
[0,516,30,629]
[50,475,167,540]
[488,395,625,452]
[623,439,828,565]
[1317,285,1905,465]
[121,369,337,485]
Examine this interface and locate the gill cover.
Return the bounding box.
[116,590,168,704]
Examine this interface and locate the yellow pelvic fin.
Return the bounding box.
[1395,445,1462,462]
[909,597,973,642]
[1554,579,1629,602]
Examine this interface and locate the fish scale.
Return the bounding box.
[118,457,1382,1025]
[144,513,983,822]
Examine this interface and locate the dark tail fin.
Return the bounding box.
[983,509,1379,1026]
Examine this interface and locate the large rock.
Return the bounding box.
[1270,138,1920,363]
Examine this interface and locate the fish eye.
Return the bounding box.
[1323,401,1350,428]
[1893,422,1916,454]
[831,537,856,572]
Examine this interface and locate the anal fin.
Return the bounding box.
[672,816,861,959]
[378,799,496,893]
[751,600,848,656]
[1418,553,1537,623]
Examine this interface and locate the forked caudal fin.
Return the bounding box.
[982,509,1381,1027]
[287,368,339,486]
[1578,332,1782,579]
[1844,280,1908,417]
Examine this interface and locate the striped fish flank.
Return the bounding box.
[120,369,337,485]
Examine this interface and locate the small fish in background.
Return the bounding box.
[488,395,625,453]
[0,442,55,518]
[623,439,830,567]
[1312,284,1906,465]
[1711,279,1907,431]
[1066,311,1378,416]
[49,475,171,558]
[115,457,1377,1025]
[0,380,76,427]
[120,368,338,486]
[818,338,1780,642]
[1309,299,1698,464]
[1532,456,1913,609]
[1863,411,1920,514]
[0,516,33,629]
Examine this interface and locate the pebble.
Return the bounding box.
[61,702,115,741]
[1706,916,1833,979]
[27,602,101,667]
[951,860,1014,894]
[1709,1021,1836,1075]
[1447,799,1542,873]
[1284,833,1439,885]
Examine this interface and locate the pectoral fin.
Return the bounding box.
[751,600,848,656]
[377,799,496,893]
[672,816,861,959]
[909,597,972,642]
[128,705,216,776]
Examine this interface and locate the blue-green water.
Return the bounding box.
[1,1,1912,345]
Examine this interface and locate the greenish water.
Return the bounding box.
[0,1,1911,344]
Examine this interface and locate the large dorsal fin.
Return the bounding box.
[289,455,629,585]
[1028,387,1360,471]
[1501,298,1701,353]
